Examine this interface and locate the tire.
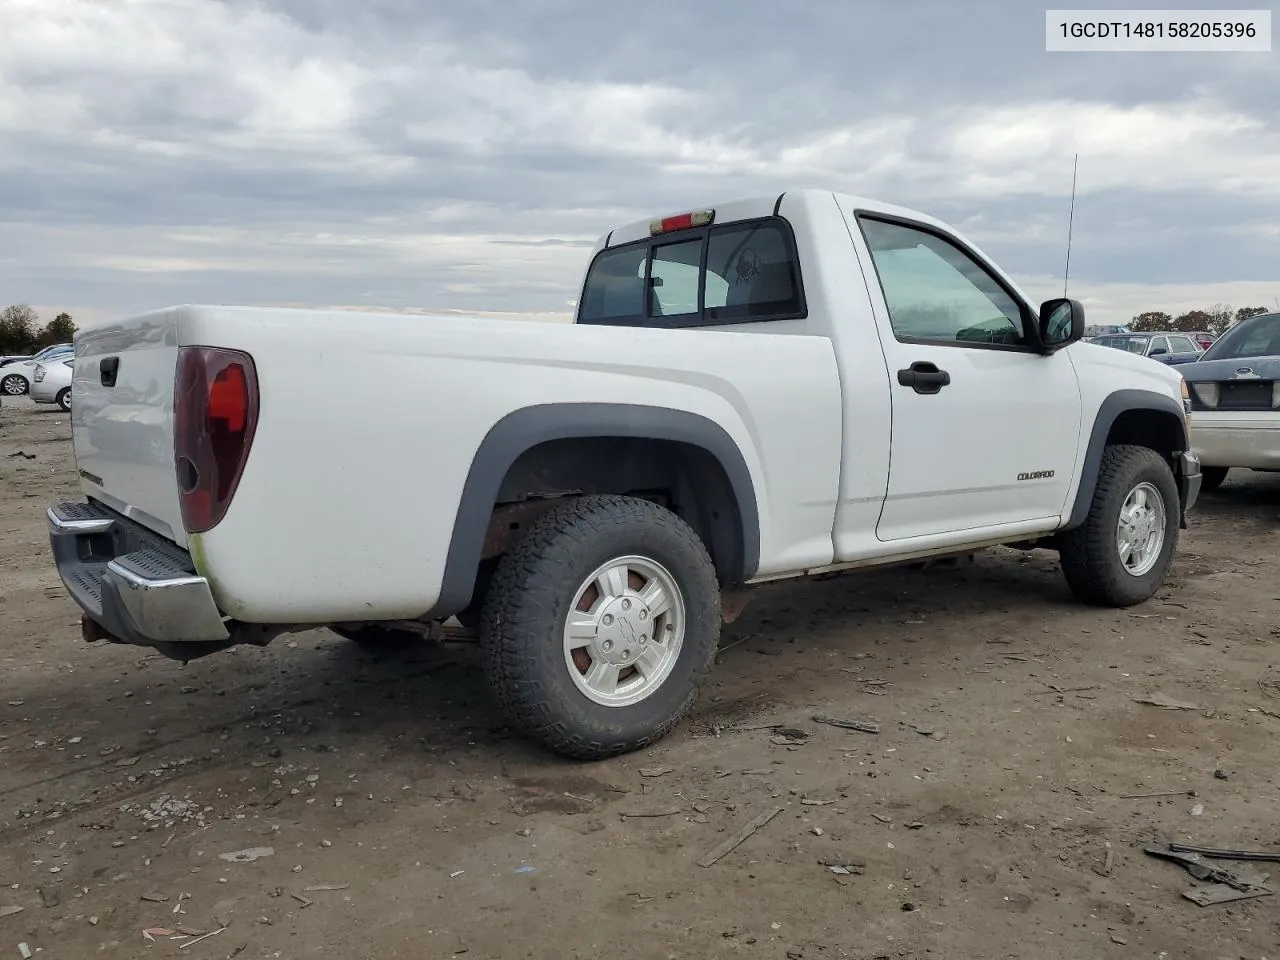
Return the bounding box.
[1,374,28,396]
[56,388,71,412]
[1199,466,1229,494]
[479,494,721,760]
[1058,444,1180,607]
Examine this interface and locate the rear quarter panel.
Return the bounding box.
[180,307,843,622]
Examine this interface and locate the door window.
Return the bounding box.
[1167,335,1199,354]
[859,217,1029,347]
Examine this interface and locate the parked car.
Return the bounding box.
[46,188,1201,760]
[1,343,73,395]
[0,355,33,368]
[30,357,74,411]
[1091,332,1204,366]
[1189,331,1217,351]
[1179,311,1280,491]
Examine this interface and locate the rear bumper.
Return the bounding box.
[1189,416,1280,470]
[48,500,229,649]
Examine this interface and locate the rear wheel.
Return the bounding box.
[56,388,71,412]
[1058,444,1180,607]
[480,494,721,760]
[1199,466,1229,493]
[1,374,27,396]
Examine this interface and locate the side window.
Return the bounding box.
[704,222,801,322]
[859,217,1028,347]
[1148,336,1169,355]
[578,245,648,323]
[1168,336,1198,353]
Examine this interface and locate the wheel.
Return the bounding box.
[1,373,28,396]
[1058,444,1180,607]
[1199,466,1229,493]
[479,494,721,760]
[56,388,71,412]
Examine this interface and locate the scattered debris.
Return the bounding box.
[904,821,925,830]
[449,870,465,879]
[302,883,348,892]
[290,894,312,908]
[115,756,141,767]
[811,827,825,837]
[1093,841,1115,878]
[1183,885,1272,906]
[639,767,673,779]
[9,451,36,460]
[219,846,274,863]
[1110,934,1128,945]
[812,714,880,734]
[800,799,835,806]
[819,855,866,871]
[1132,694,1199,711]
[142,928,175,941]
[1145,843,1276,906]
[38,887,58,908]
[18,943,32,960]
[1119,789,1195,800]
[0,907,23,920]
[619,809,682,819]
[1191,803,1205,817]
[1214,769,1229,781]
[178,927,227,950]
[1169,842,1280,863]
[871,813,892,824]
[140,893,170,903]
[697,806,785,868]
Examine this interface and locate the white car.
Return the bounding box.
[1,343,73,396]
[30,357,74,411]
[47,188,1201,760]
[1180,310,1280,491]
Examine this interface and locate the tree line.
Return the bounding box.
[1129,304,1272,336]
[0,304,78,355]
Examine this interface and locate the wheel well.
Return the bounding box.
[1105,408,1184,462]
[487,436,748,586]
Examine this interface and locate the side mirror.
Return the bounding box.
[1149,345,1168,356]
[1037,297,1085,351]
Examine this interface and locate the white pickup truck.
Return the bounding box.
[49,189,1202,759]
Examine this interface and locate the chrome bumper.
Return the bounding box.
[47,501,229,648]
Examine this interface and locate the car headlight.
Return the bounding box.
[33,364,46,383]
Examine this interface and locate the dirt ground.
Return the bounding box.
[2,397,1279,960]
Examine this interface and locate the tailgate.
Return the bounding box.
[72,309,186,547]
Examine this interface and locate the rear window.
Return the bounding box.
[577,217,805,328]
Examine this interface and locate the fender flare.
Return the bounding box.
[432,403,762,617]
[1062,388,1188,530]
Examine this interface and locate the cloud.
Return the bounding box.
[1,0,1277,329]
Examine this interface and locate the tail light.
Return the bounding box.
[174,347,259,533]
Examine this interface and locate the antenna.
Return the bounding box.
[1063,153,1078,298]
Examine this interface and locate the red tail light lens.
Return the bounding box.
[174,347,259,534]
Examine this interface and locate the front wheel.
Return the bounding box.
[479,494,721,760]
[1,374,28,396]
[1058,444,1180,607]
[56,388,71,412]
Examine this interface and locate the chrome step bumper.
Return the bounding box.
[48,500,229,647]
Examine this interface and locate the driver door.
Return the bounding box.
[854,214,1083,542]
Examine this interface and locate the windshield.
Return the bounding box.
[1201,313,1280,361]
[33,344,70,360]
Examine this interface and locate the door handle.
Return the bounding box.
[99,357,119,388]
[896,361,951,395]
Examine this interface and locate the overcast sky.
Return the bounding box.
[2,0,1278,329]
